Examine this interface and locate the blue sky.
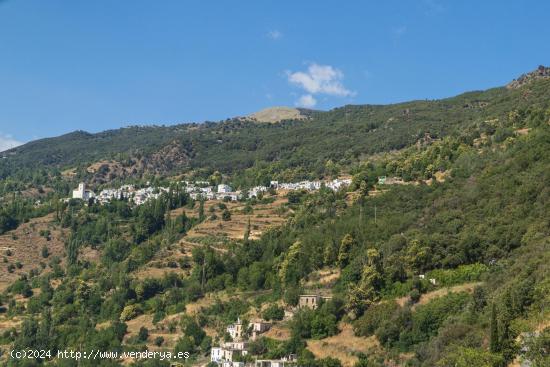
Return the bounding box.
[0,0,549,149]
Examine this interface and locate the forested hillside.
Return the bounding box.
[3,77,550,188]
[0,72,549,367]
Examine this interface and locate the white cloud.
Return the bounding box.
[296,94,317,108]
[287,63,355,108]
[267,30,283,40]
[0,132,22,152]
[288,63,354,97]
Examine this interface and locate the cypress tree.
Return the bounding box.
[244,217,250,241]
[198,200,205,222]
[490,303,500,353]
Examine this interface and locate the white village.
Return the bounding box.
[70,178,353,205]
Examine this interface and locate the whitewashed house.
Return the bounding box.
[72,183,95,201]
[218,184,233,193]
[248,186,268,198]
[211,347,224,362]
[216,191,242,201]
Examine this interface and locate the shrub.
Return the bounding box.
[426,263,488,287]
[138,326,149,342]
[405,292,470,345]
[41,246,50,258]
[409,289,421,304]
[120,304,143,321]
[437,346,504,367]
[262,304,285,321]
[354,301,400,337]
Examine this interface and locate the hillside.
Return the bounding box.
[0,70,549,367]
[3,75,550,190]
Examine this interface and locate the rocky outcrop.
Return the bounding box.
[507,65,550,89]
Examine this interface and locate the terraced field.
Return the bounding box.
[0,213,67,290]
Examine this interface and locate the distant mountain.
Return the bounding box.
[247,106,309,123]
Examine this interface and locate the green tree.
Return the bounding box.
[279,241,303,285]
[138,326,149,342]
[338,234,354,267]
[65,236,80,266]
[346,249,383,317]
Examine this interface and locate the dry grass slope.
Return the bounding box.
[0,213,66,290]
[307,323,380,367]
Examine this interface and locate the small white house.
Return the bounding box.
[248,186,268,198]
[216,192,241,201]
[218,184,233,193]
[211,347,224,362]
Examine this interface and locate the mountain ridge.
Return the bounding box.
[2,68,550,188]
